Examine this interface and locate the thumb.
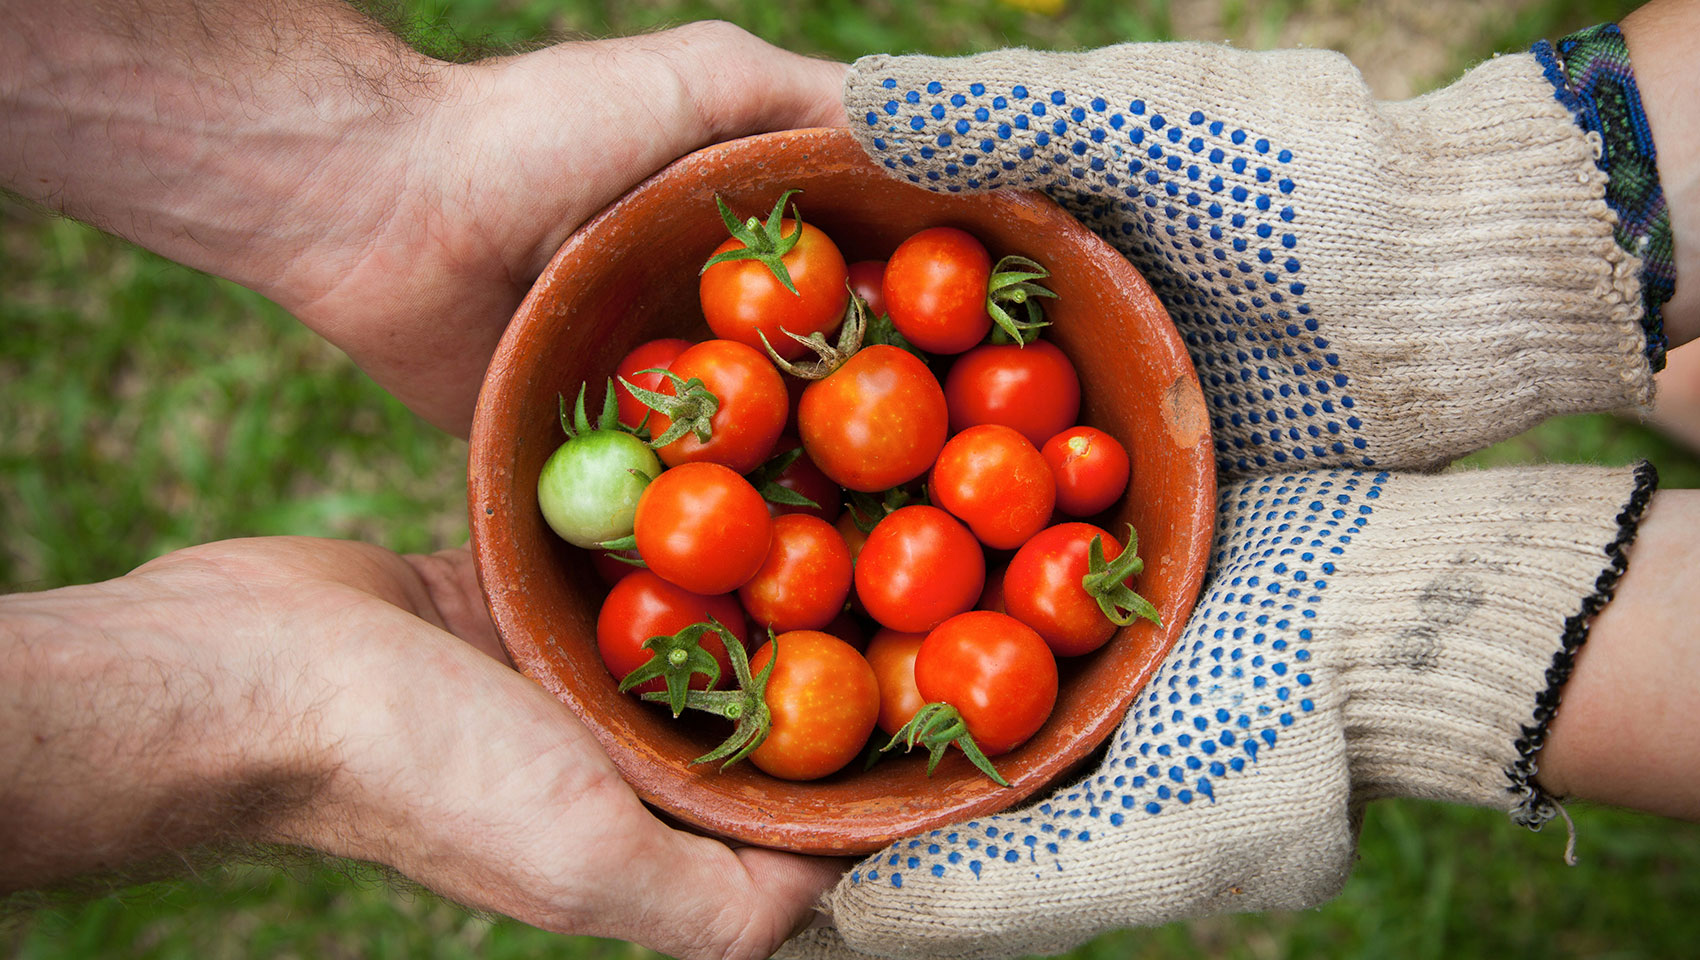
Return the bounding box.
[477,21,847,280]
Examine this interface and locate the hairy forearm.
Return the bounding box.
[0,574,329,892]
[0,0,445,300]
[1623,0,1700,345]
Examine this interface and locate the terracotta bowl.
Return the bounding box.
[468,127,1214,856]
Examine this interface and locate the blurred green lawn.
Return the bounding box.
[6,0,1700,957]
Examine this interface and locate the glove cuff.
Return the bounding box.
[1331,462,1657,816]
[1504,460,1656,828]
[1536,23,1675,371]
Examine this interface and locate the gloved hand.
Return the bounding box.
[780,35,1669,959]
[787,462,1653,960]
[843,40,1656,474]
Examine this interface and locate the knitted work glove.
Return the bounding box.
[785,462,1654,960]
[844,43,1658,475]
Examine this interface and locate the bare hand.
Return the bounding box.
[1,538,841,959]
[3,6,845,436]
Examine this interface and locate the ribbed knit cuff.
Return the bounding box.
[1329,463,1656,815]
[1535,24,1675,371]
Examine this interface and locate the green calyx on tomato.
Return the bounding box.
[881,701,1009,787]
[985,255,1058,346]
[619,368,721,450]
[745,446,822,511]
[845,485,925,534]
[1082,523,1162,628]
[596,532,637,552]
[863,308,928,362]
[759,286,868,380]
[617,617,734,718]
[701,189,807,294]
[643,626,778,772]
[538,380,662,549]
[559,377,644,442]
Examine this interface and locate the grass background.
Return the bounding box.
[5,0,1700,957]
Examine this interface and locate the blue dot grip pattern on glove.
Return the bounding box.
[847,470,1388,890]
[862,76,1370,475]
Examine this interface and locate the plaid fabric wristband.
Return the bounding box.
[1533,23,1676,372]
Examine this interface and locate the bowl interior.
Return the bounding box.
[468,128,1214,855]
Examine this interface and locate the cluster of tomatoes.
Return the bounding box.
[537,191,1157,785]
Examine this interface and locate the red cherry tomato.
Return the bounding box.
[748,630,880,780]
[766,441,843,524]
[883,227,992,354]
[864,628,927,737]
[798,345,948,492]
[647,339,787,475]
[738,514,854,632]
[915,611,1057,756]
[595,570,749,695]
[614,338,690,430]
[944,340,1082,448]
[854,505,985,633]
[701,219,849,361]
[1004,522,1130,657]
[634,462,772,595]
[847,259,888,317]
[1042,426,1131,517]
[929,424,1056,550]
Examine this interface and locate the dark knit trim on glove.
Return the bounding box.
[1506,459,1658,829]
[1533,24,1675,372]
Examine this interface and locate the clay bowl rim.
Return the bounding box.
[467,126,1215,855]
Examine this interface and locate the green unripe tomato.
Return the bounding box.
[537,430,661,548]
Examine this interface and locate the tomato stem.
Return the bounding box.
[1080,524,1163,628]
[882,702,1009,787]
[758,285,868,380]
[846,486,924,534]
[700,190,805,295]
[985,255,1057,346]
[618,368,721,450]
[863,309,928,361]
[642,626,776,771]
[745,447,822,510]
[559,379,643,439]
[618,617,736,717]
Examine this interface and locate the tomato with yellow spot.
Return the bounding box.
[797,344,947,492]
[748,630,880,780]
